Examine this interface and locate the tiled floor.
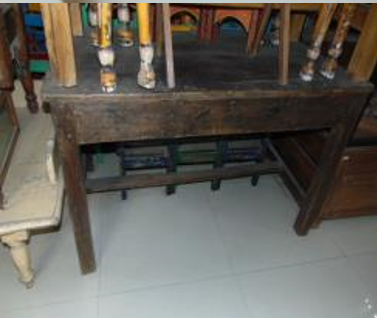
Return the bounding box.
[1,83,377,317]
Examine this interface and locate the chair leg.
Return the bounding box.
[1,231,34,288]
[19,70,39,114]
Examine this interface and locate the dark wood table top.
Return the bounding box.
[43,34,372,102]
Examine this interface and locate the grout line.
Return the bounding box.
[0,295,99,314]
[233,254,348,278]
[96,254,348,300]
[97,273,238,299]
[207,187,257,317]
[343,248,377,259]
[208,188,239,275]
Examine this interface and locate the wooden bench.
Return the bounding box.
[0,110,64,288]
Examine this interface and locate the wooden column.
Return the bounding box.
[69,3,83,37]
[279,4,291,85]
[41,4,77,87]
[162,3,175,89]
[348,4,377,82]
[155,4,164,57]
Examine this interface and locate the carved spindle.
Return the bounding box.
[300,4,338,82]
[98,3,116,93]
[117,3,134,47]
[320,4,357,80]
[137,3,156,89]
[89,4,99,47]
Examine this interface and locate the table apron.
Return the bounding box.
[59,94,361,145]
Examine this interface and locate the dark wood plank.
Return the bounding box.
[86,162,284,194]
[69,91,367,145]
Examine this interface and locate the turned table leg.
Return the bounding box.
[52,104,96,274]
[1,231,34,288]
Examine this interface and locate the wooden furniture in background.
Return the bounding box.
[273,4,377,221]
[41,3,77,87]
[1,3,41,209]
[0,4,39,112]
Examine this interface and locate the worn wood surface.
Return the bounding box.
[52,104,95,274]
[43,36,370,98]
[322,145,377,218]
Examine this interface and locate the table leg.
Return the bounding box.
[2,231,34,288]
[294,97,368,235]
[53,104,96,274]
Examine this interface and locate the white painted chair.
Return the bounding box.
[0,111,64,288]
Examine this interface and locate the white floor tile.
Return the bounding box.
[237,258,371,318]
[0,204,100,311]
[322,216,377,256]
[209,177,343,273]
[99,277,250,318]
[347,252,377,308]
[0,299,97,318]
[98,183,232,295]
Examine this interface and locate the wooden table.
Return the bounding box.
[42,35,373,274]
